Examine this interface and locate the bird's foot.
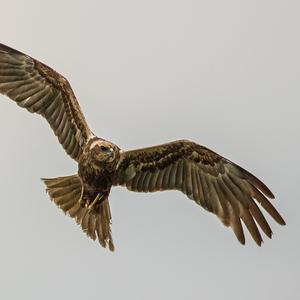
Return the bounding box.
[78,184,86,207]
[78,183,105,212]
[87,193,104,212]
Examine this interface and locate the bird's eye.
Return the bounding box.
[100,145,110,152]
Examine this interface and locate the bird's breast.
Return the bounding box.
[78,162,114,193]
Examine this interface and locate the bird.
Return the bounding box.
[0,43,285,251]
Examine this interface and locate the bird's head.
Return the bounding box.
[89,139,120,166]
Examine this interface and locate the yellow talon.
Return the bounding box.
[78,183,85,206]
[88,193,104,211]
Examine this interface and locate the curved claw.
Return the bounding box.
[78,183,85,207]
[88,193,104,211]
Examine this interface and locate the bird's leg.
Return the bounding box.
[78,182,86,207]
[88,193,104,212]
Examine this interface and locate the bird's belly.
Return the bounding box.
[92,174,112,192]
[79,169,112,194]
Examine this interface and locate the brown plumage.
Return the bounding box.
[0,43,285,251]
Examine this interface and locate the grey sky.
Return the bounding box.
[0,1,299,299]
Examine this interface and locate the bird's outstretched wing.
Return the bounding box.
[114,140,285,245]
[0,43,93,161]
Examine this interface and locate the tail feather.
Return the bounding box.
[41,175,114,251]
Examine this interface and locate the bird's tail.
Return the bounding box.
[41,175,114,251]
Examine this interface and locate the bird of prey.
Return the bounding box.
[0,43,285,251]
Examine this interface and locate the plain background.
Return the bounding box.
[0,1,299,299]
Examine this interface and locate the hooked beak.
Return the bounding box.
[108,148,115,158]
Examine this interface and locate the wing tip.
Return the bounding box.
[256,239,263,247]
[237,236,246,245]
[277,217,286,226]
[247,174,275,199]
[232,162,275,199]
[265,229,273,239]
